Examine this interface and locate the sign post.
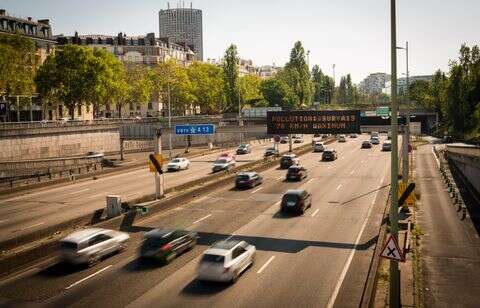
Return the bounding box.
[152,129,164,199]
[175,124,215,135]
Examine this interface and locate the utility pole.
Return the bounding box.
[154,129,164,199]
[397,42,410,183]
[167,79,172,159]
[389,0,401,307]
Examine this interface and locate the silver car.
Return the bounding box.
[197,240,256,283]
[59,228,129,266]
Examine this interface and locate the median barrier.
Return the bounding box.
[0,137,334,277]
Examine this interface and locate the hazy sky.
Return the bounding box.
[3,0,479,83]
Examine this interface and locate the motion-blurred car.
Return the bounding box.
[280,154,299,169]
[167,157,190,171]
[264,147,279,157]
[212,157,236,172]
[236,144,251,155]
[382,141,392,151]
[280,136,289,144]
[235,172,263,189]
[349,133,358,138]
[361,141,372,149]
[197,240,256,283]
[292,135,304,143]
[313,142,325,152]
[322,149,338,161]
[286,165,308,181]
[338,135,346,142]
[60,228,129,266]
[218,152,236,160]
[280,189,312,214]
[139,228,196,264]
[370,137,380,145]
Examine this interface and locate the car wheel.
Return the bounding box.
[231,270,240,284]
[88,254,99,267]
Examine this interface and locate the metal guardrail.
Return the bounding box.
[446,144,480,158]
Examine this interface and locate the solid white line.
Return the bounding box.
[251,187,263,194]
[67,188,90,195]
[65,265,112,290]
[192,214,212,224]
[194,196,208,203]
[257,256,276,274]
[326,181,380,308]
[336,184,343,191]
[311,209,320,217]
[350,170,355,175]
[22,222,45,230]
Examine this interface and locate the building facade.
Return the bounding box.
[383,75,433,95]
[258,64,280,79]
[159,5,203,61]
[56,32,195,66]
[359,73,390,95]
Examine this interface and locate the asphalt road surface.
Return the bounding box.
[0,137,311,242]
[0,134,392,308]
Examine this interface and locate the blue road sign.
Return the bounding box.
[175,124,215,135]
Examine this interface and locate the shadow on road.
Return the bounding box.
[38,261,84,277]
[181,279,230,296]
[122,257,163,272]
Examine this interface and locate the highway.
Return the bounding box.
[0,137,312,243]
[0,134,392,307]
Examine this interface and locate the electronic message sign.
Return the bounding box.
[267,110,361,134]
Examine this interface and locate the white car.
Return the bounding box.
[167,157,190,171]
[313,142,325,152]
[338,135,346,142]
[59,228,129,266]
[197,240,256,283]
[212,157,236,172]
[292,135,304,143]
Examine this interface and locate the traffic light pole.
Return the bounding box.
[154,129,164,199]
[402,42,410,184]
[390,0,401,307]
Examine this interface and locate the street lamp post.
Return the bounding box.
[390,1,401,307]
[397,42,410,183]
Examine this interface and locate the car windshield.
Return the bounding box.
[238,144,247,148]
[215,159,228,164]
[171,159,181,163]
[201,254,225,264]
[283,194,299,203]
[237,174,250,180]
[60,241,78,250]
[282,157,293,161]
[266,148,275,151]
[324,150,332,154]
[288,168,300,174]
[142,236,171,249]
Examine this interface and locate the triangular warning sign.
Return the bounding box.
[380,234,405,262]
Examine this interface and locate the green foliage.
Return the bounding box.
[239,74,264,107]
[283,41,313,108]
[311,65,334,104]
[260,78,297,109]
[187,62,225,114]
[223,44,240,112]
[0,33,36,96]
[124,65,153,114]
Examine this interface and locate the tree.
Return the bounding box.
[0,33,36,97]
[337,76,347,103]
[187,62,225,114]
[346,74,355,104]
[223,44,240,113]
[239,74,263,107]
[283,41,313,108]
[260,78,297,109]
[124,65,153,117]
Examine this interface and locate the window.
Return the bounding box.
[147,102,153,110]
[232,247,246,259]
[88,234,110,246]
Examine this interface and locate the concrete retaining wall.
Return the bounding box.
[446,144,480,196]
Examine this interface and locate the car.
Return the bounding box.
[370,137,380,145]
[338,135,346,142]
[361,141,372,149]
[280,136,289,144]
[280,154,299,169]
[313,133,321,138]
[264,147,279,157]
[235,172,263,189]
[139,228,196,264]
[280,189,312,214]
[197,240,256,283]
[382,142,392,151]
[212,157,236,172]
[167,157,190,171]
[292,135,304,143]
[313,142,325,152]
[322,149,338,161]
[286,165,308,181]
[349,133,358,138]
[218,152,236,160]
[371,131,379,138]
[59,228,129,266]
[236,144,251,155]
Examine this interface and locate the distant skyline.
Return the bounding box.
[2,0,479,83]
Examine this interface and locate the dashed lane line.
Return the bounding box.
[192,214,212,224]
[257,256,276,274]
[65,265,112,290]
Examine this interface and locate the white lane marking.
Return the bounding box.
[257,256,276,274]
[22,222,45,230]
[336,184,343,191]
[361,160,365,164]
[327,165,332,169]
[194,196,208,203]
[192,214,212,224]
[65,265,112,290]
[379,177,384,184]
[67,188,90,195]
[88,192,107,199]
[350,170,355,175]
[251,187,263,194]
[275,176,283,181]
[432,147,440,168]
[126,193,139,199]
[311,209,320,217]
[273,201,281,206]
[326,170,387,308]
[0,219,9,224]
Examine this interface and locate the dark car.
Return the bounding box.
[280,154,299,169]
[235,172,263,189]
[382,142,392,151]
[140,229,197,264]
[236,144,251,155]
[361,141,372,149]
[322,149,338,161]
[286,165,307,181]
[264,147,279,157]
[349,134,358,138]
[280,189,312,214]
